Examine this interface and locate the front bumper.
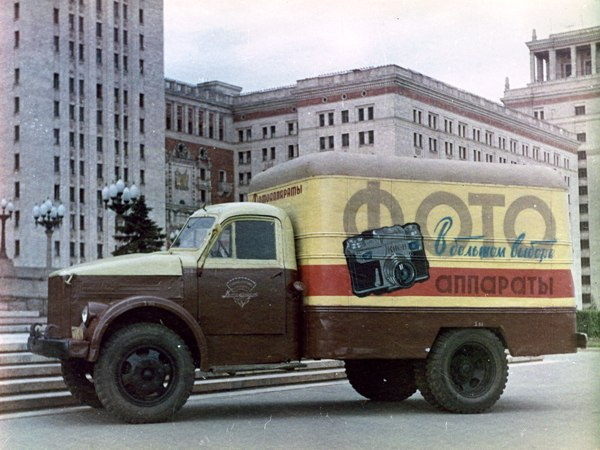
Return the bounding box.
[28,324,89,360]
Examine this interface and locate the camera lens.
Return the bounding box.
[394,261,416,287]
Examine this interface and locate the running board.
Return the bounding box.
[207,362,308,375]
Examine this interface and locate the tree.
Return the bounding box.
[112,196,166,256]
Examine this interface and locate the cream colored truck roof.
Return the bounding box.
[249,152,566,192]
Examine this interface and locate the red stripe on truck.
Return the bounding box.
[299,265,574,298]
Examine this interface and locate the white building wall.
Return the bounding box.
[0,0,164,269]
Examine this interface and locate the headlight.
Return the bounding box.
[81,305,90,326]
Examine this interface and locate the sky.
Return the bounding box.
[164,0,600,102]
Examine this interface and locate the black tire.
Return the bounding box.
[345,359,417,401]
[94,323,195,423]
[414,361,441,409]
[61,359,103,408]
[425,329,508,413]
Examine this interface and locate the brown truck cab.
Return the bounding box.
[29,152,587,423]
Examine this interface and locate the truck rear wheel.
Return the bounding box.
[61,360,103,408]
[94,323,195,423]
[425,329,508,413]
[345,359,417,401]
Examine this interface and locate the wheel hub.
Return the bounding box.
[119,348,173,402]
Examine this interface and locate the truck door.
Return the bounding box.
[198,217,287,335]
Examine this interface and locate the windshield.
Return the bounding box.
[171,217,215,249]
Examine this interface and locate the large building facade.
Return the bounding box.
[163,80,238,239]
[503,27,599,308]
[0,0,165,268]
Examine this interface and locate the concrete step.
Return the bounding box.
[0,352,56,366]
[0,341,29,353]
[0,325,33,334]
[0,363,62,380]
[0,311,40,318]
[0,376,66,396]
[0,317,46,326]
[0,391,78,414]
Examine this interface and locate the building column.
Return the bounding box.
[548,49,556,81]
[570,46,577,77]
[536,55,545,82]
[591,42,598,75]
[530,52,536,82]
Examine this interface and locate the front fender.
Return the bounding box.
[86,296,209,370]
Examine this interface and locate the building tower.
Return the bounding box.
[0,0,165,269]
[503,27,600,308]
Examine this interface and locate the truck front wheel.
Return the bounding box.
[61,360,103,408]
[345,359,417,401]
[425,329,508,413]
[94,323,195,423]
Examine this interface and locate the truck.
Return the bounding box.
[28,152,587,423]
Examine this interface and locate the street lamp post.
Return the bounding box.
[102,179,139,216]
[0,198,15,260]
[33,199,65,269]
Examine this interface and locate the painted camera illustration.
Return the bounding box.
[343,223,430,297]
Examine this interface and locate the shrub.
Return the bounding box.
[576,310,600,338]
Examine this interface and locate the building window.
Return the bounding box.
[54,129,60,145]
[54,101,60,117]
[139,34,145,50]
[576,133,586,143]
[458,146,467,160]
[429,138,437,152]
[473,150,481,161]
[139,8,144,24]
[14,30,19,48]
[287,121,296,135]
[444,118,453,134]
[574,105,585,116]
[14,125,19,142]
[288,145,297,159]
[14,153,20,171]
[15,240,20,257]
[428,113,438,129]
[270,147,276,160]
[358,106,373,122]
[445,141,453,157]
[359,130,374,146]
[341,110,349,123]
[413,109,422,124]
[342,133,350,147]
[14,68,20,84]
[262,148,267,161]
[54,8,59,24]
[413,132,423,148]
[14,2,20,20]
[14,97,20,114]
[533,109,545,120]
[472,129,481,142]
[14,182,20,199]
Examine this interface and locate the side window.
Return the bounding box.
[236,220,276,259]
[209,220,276,260]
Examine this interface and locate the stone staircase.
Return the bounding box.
[0,310,347,415]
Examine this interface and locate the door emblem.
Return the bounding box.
[222,277,258,308]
